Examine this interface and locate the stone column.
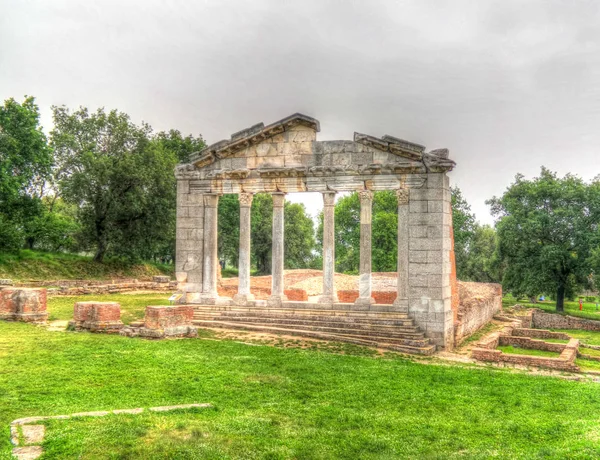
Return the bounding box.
[233,193,255,306]
[393,188,409,312]
[268,193,287,306]
[318,191,338,304]
[355,190,375,306]
[201,194,220,304]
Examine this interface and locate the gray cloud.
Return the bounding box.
[1,0,599,223]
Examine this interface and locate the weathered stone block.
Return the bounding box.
[153,276,170,283]
[127,305,197,339]
[409,201,428,213]
[69,301,123,333]
[0,288,48,323]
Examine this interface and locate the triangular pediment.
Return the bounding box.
[189,113,319,168]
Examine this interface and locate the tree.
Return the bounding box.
[51,106,181,262]
[218,194,240,267]
[154,129,205,164]
[451,186,477,280]
[327,191,398,273]
[219,194,317,273]
[284,202,316,269]
[488,168,600,311]
[0,96,52,251]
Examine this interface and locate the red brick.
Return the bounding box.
[144,306,194,329]
[284,288,308,301]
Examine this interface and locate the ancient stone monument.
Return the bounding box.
[175,113,456,349]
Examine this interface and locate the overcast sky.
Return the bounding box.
[1,0,599,224]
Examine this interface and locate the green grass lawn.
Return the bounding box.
[551,329,600,346]
[496,345,561,358]
[502,295,600,321]
[47,293,173,324]
[3,321,600,458]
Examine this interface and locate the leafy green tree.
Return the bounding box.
[284,202,316,269]
[327,191,398,273]
[0,96,52,251]
[488,168,600,311]
[218,194,240,267]
[219,194,317,273]
[451,186,477,280]
[461,225,500,283]
[51,106,180,262]
[154,129,205,163]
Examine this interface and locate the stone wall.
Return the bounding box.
[454,281,502,345]
[531,309,600,331]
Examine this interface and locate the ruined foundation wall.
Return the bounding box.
[454,281,502,345]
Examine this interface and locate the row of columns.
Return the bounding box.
[200,189,409,309]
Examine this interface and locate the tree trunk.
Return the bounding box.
[94,223,107,262]
[556,284,566,312]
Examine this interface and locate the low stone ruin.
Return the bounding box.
[68,302,124,333]
[471,315,580,372]
[0,288,48,323]
[121,305,197,339]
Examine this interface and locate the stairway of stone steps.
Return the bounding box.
[191,305,436,355]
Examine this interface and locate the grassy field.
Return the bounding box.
[503,294,600,321]
[47,293,173,324]
[496,345,561,358]
[3,318,600,458]
[0,250,173,281]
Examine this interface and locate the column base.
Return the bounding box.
[267,295,288,307]
[317,294,338,305]
[200,294,233,306]
[392,297,409,313]
[354,296,375,306]
[233,293,255,306]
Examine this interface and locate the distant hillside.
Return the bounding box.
[0,250,173,281]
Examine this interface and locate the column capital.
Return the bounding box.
[358,190,373,202]
[238,192,254,207]
[322,191,336,207]
[272,192,286,208]
[396,188,409,205]
[203,194,219,208]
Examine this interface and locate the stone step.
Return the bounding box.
[192,314,420,332]
[191,305,409,320]
[192,320,429,345]
[193,311,415,326]
[192,320,435,355]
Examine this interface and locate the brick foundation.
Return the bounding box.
[68,301,123,333]
[121,306,197,339]
[284,288,308,301]
[337,290,397,304]
[471,319,580,372]
[0,288,48,323]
